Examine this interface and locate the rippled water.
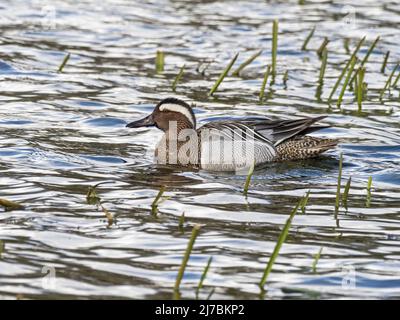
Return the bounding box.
[1,0,400,299]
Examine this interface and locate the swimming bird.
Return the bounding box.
[126,98,338,172]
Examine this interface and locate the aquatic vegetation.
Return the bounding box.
[151,186,166,216]
[208,53,239,96]
[336,56,357,108]
[243,163,255,196]
[366,176,373,208]
[381,51,390,73]
[342,177,352,210]
[335,153,343,212]
[259,196,303,289]
[312,247,323,273]
[259,65,271,102]
[0,198,23,210]
[271,20,278,77]
[328,37,365,103]
[172,64,185,92]
[355,68,366,112]
[231,50,262,76]
[318,48,327,84]
[380,64,399,100]
[156,50,165,73]
[57,53,70,72]
[300,190,310,214]
[86,184,113,226]
[316,37,329,58]
[196,256,213,299]
[301,26,315,51]
[174,224,202,299]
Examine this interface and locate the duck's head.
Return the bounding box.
[126,97,196,132]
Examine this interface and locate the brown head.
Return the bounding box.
[126,98,196,132]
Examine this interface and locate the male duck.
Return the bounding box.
[126,98,338,172]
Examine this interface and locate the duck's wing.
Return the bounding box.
[240,116,329,146]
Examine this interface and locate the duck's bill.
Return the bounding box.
[126,114,155,128]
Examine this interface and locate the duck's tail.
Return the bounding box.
[275,136,338,161]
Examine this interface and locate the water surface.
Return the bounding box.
[1,0,400,299]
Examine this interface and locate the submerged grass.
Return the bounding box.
[259,65,271,102]
[172,64,185,92]
[301,26,315,51]
[335,153,343,212]
[259,195,303,289]
[57,53,70,72]
[328,37,365,103]
[208,53,239,96]
[196,256,213,299]
[174,224,202,299]
[231,50,262,76]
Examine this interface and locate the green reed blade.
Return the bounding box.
[172,64,185,92]
[335,153,343,212]
[259,195,303,289]
[208,53,239,96]
[196,256,213,300]
[0,198,23,210]
[156,50,165,73]
[259,65,271,102]
[356,68,365,112]
[312,247,323,273]
[283,70,289,86]
[318,48,328,84]
[366,176,372,208]
[151,186,165,215]
[316,37,329,58]
[300,190,310,214]
[349,36,379,85]
[271,19,278,77]
[174,224,202,299]
[379,63,399,101]
[391,70,400,88]
[243,163,255,196]
[206,288,215,300]
[178,212,185,230]
[301,26,315,51]
[380,51,390,73]
[342,177,352,210]
[336,55,357,108]
[328,36,365,102]
[231,50,262,76]
[57,53,70,73]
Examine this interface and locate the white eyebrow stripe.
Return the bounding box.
[159,103,195,127]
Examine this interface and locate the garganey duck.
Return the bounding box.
[126,98,338,172]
